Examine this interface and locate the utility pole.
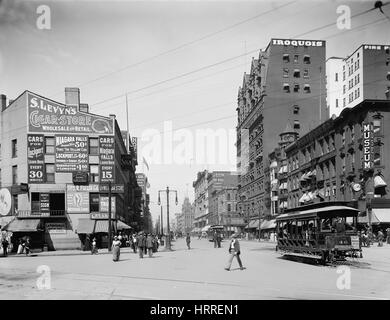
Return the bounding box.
[108,181,112,252]
[158,186,178,250]
[160,206,164,236]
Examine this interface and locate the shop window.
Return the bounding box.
[31,193,40,212]
[90,193,100,212]
[13,195,18,213]
[45,137,55,154]
[90,164,99,182]
[373,120,381,135]
[12,139,17,158]
[46,164,55,183]
[373,145,381,166]
[89,138,99,155]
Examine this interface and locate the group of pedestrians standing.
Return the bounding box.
[111,231,160,262]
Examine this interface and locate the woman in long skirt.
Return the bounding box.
[112,236,121,262]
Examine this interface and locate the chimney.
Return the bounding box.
[0,94,7,111]
[65,87,80,108]
[79,103,89,113]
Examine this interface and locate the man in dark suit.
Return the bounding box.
[225,234,245,271]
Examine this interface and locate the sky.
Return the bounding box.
[1,0,389,226]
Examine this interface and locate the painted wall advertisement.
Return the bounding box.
[55,135,89,172]
[27,134,45,183]
[27,92,114,134]
[99,136,115,183]
[66,185,90,213]
[40,193,50,216]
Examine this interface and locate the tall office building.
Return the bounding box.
[327,44,390,118]
[236,38,327,220]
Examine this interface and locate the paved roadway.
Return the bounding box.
[0,238,389,300]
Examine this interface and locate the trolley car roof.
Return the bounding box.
[276,205,360,221]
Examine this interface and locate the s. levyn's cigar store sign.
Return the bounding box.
[27,92,114,134]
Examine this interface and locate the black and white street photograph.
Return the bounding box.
[1,0,390,306]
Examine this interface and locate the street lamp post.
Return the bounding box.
[158,186,178,250]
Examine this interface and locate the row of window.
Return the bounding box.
[283,54,311,64]
[0,137,100,161]
[283,68,309,78]
[283,83,311,93]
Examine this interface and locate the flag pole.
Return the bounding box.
[126,94,130,151]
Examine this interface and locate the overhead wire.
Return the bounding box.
[89,2,389,108]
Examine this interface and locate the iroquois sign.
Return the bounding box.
[27,92,114,134]
[272,39,324,47]
[362,123,374,170]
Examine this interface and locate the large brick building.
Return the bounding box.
[0,88,141,250]
[236,38,328,223]
[284,99,390,227]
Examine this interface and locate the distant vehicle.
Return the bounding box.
[207,225,224,242]
[276,202,362,265]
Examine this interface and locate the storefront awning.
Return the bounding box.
[260,219,276,230]
[76,218,95,234]
[374,175,387,188]
[94,220,115,233]
[359,209,390,224]
[0,216,15,231]
[201,225,211,232]
[117,220,132,230]
[270,161,278,168]
[3,219,43,232]
[245,219,259,229]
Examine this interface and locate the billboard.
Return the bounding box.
[27,134,45,183]
[27,92,114,134]
[66,185,90,213]
[99,136,115,182]
[55,135,89,172]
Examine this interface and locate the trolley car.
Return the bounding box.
[207,225,224,242]
[276,202,362,264]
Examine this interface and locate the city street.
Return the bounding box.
[1,238,389,300]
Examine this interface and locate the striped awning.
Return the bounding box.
[245,219,259,229]
[117,220,132,230]
[260,219,276,230]
[94,220,115,233]
[3,219,43,232]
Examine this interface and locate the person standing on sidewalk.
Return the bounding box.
[146,233,154,257]
[386,227,390,245]
[225,234,245,271]
[186,233,191,250]
[2,238,9,257]
[91,237,98,254]
[112,236,121,261]
[213,231,218,248]
[137,232,146,258]
[377,229,384,247]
